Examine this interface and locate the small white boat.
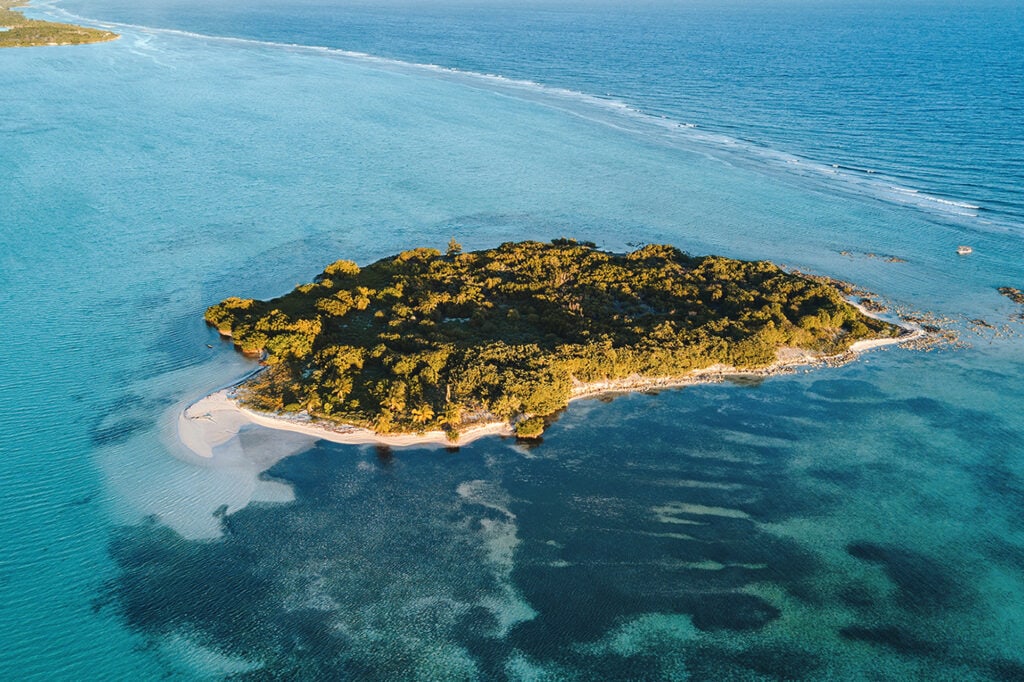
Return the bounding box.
[957,245,973,255]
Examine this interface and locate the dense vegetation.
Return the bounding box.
[207,239,896,438]
[0,0,117,47]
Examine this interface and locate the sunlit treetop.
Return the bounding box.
[207,239,897,438]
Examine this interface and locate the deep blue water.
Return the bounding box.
[55,0,1024,233]
[2,0,1023,679]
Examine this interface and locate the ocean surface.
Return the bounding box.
[2,0,1022,678]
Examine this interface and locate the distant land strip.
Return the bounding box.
[0,0,117,47]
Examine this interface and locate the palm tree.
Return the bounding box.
[410,404,434,425]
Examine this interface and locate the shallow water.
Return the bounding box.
[2,0,1023,679]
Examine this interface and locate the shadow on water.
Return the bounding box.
[374,444,394,468]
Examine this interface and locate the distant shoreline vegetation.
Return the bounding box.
[207,239,899,439]
[0,0,117,47]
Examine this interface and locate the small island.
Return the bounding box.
[0,0,117,48]
[194,239,908,446]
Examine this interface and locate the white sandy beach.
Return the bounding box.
[178,316,923,459]
[179,389,514,459]
[566,324,923,402]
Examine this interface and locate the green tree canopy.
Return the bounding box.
[207,239,897,438]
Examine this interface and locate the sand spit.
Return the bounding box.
[180,389,513,459]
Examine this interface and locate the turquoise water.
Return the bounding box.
[2,1,1023,679]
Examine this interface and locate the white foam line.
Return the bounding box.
[41,1,1019,235]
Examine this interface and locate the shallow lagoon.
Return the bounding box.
[1,2,1023,678]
